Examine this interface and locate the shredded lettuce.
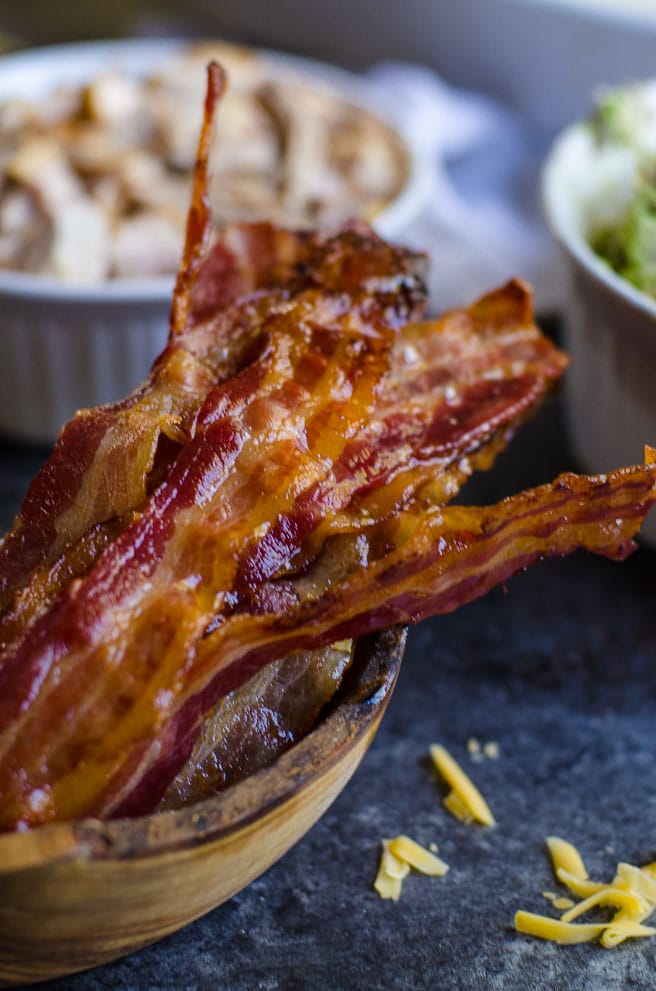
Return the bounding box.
[589,83,656,297]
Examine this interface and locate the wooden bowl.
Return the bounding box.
[0,627,406,987]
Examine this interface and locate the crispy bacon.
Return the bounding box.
[0,63,654,833]
[0,62,427,620]
[0,224,425,618]
[0,269,621,831]
[0,277,561,655]
[114,458,656,817]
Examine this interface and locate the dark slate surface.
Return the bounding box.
[4,379,656,991]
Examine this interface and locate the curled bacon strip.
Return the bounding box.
[1,447,653,829]
[116,458,656,817]
[0,262,419,828]
[0,63,653,833]
[0,277,558,653]
[0,270,616,830]
[283,279,569,571]
[0,64,427,619]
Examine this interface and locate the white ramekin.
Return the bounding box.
[0,39,430,445]
[542,121,656,546]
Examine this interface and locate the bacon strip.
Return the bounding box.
[0,63,427,620]
[0,250,432,827]
[170,62,226,338]
[277,279,569,574]
[0,278,559,654]
[0,274,573,830]
[112,458,656,817]
[1,446,654,830]
[0,64,652,834]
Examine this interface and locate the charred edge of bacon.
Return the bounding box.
[169,62,227,340]
[106,462,656,818]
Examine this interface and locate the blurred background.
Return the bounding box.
[3,0,656,133]
[1,0,656,441]
[2,0,655,316]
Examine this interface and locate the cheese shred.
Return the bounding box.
[515,836,656,949]
[388,835,449,876]
[374,834,449,901]
[374,841,409,901]
[546,836,588,880]
[429,743,495,826]
[515,911,607,945]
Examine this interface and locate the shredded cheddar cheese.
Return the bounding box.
[552,897,575,911]
[515,912,607,945]
[601,921,656,948]
[388,835,449,876]
[374,834,449,900]
[483,741,499,760]
[560,887,648,923]
[554,869,604,899]
[429,743,495,826]
[374,840,409,901]
[466,737,499,763]
[515,836,656,948]
[546,836,588,880]
[372,735,656,953]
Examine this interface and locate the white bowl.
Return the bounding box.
[542,120,656,545]
[0,39,429,445]
[196,0,656,133]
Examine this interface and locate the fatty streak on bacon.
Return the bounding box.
[0,57,426,618]
[0,256,427,828]
[0,223,425,620]
[118,458,656,818]
[270,279,569,579]
[0,278,570,827]
[0,274,564,667]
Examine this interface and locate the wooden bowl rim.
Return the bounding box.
[0,627,406,875]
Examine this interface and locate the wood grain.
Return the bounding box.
[0,627,406,987]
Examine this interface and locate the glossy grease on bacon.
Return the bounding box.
[0,65,655,832]
[0,63,426,619]
[161,641,353,809]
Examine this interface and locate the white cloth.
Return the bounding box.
[368,63,567,314]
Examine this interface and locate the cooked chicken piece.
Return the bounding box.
[111,210,183,278]
[47,198,111,282]
[0,42,409,281]
[6,137,83,214]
